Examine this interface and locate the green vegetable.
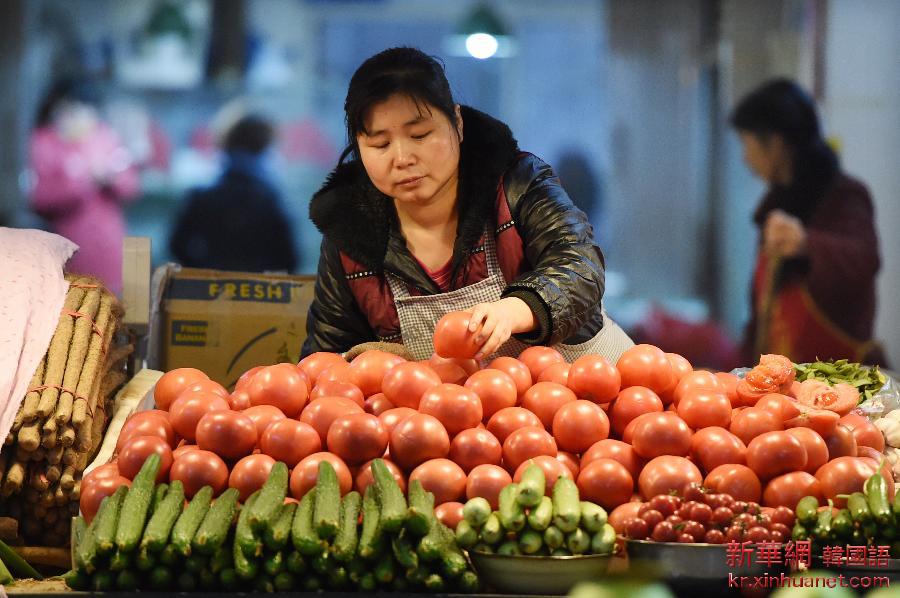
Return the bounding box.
[171,485,213,556]
[456,570,480,593]
[141,479,185,553]
[437,524,469,578]
[193,487,240,554]
[794,359,885,402]
[0,537,43,579]
[218,567,237,588]
[148,565,173,590]
[95,485,128,556]
[285,551,306,575]
[177,571,197,591]
[527,496,554,531]
[463,497,492,528]
[590,523,617,555]
[544,525,565,550]
[455,519,478,548]
[358,485,383,560]
[135,547,155,571]
[264,501,297,551]
[552,476,581,532]
[481,512,503,545]
[234,492,261,580]
[313,460,341,539]
[311,550,330,575]
[848,492,872,523]
[264,550,284,576]
[92,570,115,591]
[78,490,117,572]
[392,531,419,570]
[115,453,161,552]
[199,568,218,590]
[831,509,853,539]
[63,568,90,590]
[185,552,207,573]
[210,547,232,573]
[274,571,296,591]
[0,554,13,585]
[115,570,139,590]
[291,488,326,556]
[497,540,520,555]
[332,491,362,562]
[519,529,543,554]
[813,506,833,539]
[580,501,608,533]
[249,461,289,533]
[516,463,546,507]
[254,575,275,593]
[424,573,445,592]
[795,496,820,527]
[567,528,590,554]
[498,483,525,531]
[358,572,376,591]
[374,553,395,584]
[406,479,435,536]
[329,565,349,589]
[865,472,892,526]
[109,549,131,571]
[791,522,809,541]
[149,483,168,515]
[71,516,88,570]
[159,543,179,567]
[372,458,407,532]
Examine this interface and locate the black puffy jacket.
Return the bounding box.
[301,106,606,356]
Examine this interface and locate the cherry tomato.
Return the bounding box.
[521,382,577,430]
[364,393,394,416]
[677,389,732,429]
[355,458,406,494]
[762,471,823,508]
[117,436,174,482]
[195,410,258,461]
[289,452,353,499]
[816,456,877,508]
[298,352,346,388]
[116,410,176,451]
[823,424,858,459]
[418,383,483,437]
[434,502,465,530]
[154,368,209,411]
[746,431,808,481]
[80,475,131,524]
[327,413,389,465]
[347,350,406,397]
[169,449,229,498]
[513,455,572,492]
[449,428,502,473]
[464,369,518,421]
[310,380,365,408]
[502,426,558,472]
[616,344,677,400]
[610,386,664,437]
[673,370,722,406]
[552,400,610,454]
[630,412,692,459]
[625,517,650,540]
[410,458,468,505]
[690,426,747,473]
[389,414,451,472]
[260,419,321,467]
[538,363,570,385]
[652,521,677,542]
[486,407,543,444]
[381,362,442,409]
[518,346,566,381]
[608,501,644,535]
[247,363,309,417]
[378,407,417,438]
[582,439,644,479]
[556,451,580,479]
[638,456,702,499]
[486,357,532,399]
[168,392,230,442]
[729,407,782,445]
[715,372,740,406]
[466,464,512,509]
[577,458,634,510]
[299,397,364,444]
[704,464,762,503]
[690,502,713,525]
[242,405,287,439]
[771,506,795,527]
[839,413,885,452]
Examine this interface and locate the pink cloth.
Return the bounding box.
[29,124,140,295]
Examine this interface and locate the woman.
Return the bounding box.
[731,79,886,366]
[302,47,632,362]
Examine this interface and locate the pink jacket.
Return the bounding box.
[29,124,139,294]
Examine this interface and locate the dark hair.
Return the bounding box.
[340,47,457,163]
[730,78,839,204]
[223,114,275,155]
[35,78,101,128]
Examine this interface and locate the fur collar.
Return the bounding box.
[309,105,520,272]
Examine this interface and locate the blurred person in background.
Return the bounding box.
[29,79,140,295]
[731,78,886,366]
[169,113,298,273]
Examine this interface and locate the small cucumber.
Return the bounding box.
[519,529,543,554]
[265,501,297,550]
[497,540,521,555]
[109,549,131,571]
[176,571,197,592]
[274,571,296,591]
[849,492,873,523]
[264,550,284,576]
[141,479,185,553]
[372,459,407,533]
[286,551,306,575]
[248,461,289,533]
[551,476,581,532]
[481,512,503,545]
[392,531,419,570]
[455,519,478,548]
[456,570,480,593]
[313,460,341,539]
[358,485,384,560]
[580,501,608,533]
[95,485,128,557]
[527,496,553,531]
[92,570,115,591]
[171,485,214,556]
[424,573,445,592]
[234,492,261,580]
[374,553,395,584]
[406,479,435,536]
[237,490,264,558]
[498,483,525,531]
[149,483,168,515]
[463,497,491,528]
[516,463,546,507]
[115,453,161,553]
[115,570,139,590]
[63,568,90,590]
[567,528,590,554]
[292,487,326,556]
[796,495,820,526]
[333,490,362,562]
[544,525,565,550]
[590,523,616,555]
[148,565,173,590]
[193,487,240,554]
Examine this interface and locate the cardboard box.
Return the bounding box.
[148,265,316,388]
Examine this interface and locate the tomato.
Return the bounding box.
[796,380,858,416]
[228,390,251,411]
[168,392,230,442]
[290,452,353,499]
[514,455,572,492]
[785,428,829,474]
[486,407,543,444]
[704,464,762,503]
[466,464,512,509]
[347,350,406,397]
[608,501,644,535]
[566,354,621,404]
[521,382,577,429]
[672,371,722,406]
[815,456,878,508]
[538,363,570,385]
[676,389,732,429]
[116,436,174,482]
[317,361,353,385]
[364,393,394,416]
[80,475,131,523]
[690,427,747,473]
[552,400,610,454]
[746,431,808,480]
[667,353,693,380]
[823,424,858,459]
[582,439,644,479]
[378,407,417,437]
[389,413,451,472]
[298,352,346,388]
[518,346,566,381]
[228,454,276,501]
[173,443,200,459]
[410,458,468,505]
[426,361,468,385]
[326,413,389,465]
[154,368,209,410]
[246,363,309,417]
[616,344,677,400]
[502,426,558,472]
[638,456,702,500]
[463,369,518,421]
[169,449,229,498]
[762,471,824,508]
[83,462,121,487]
[418,384,483,437]
[577,458,634,510]
[785,403,840,437]
[486,357,532,399]
[260,419,321,467]
[755,393,801,421]
[242,405,287,439]
[736,379,772,407]
[182,379,230,400]
[715,372,740,406]
[609,386,664,437]
[195,410,258,461]
[235,366,266,392]
[630,412,692,459]
[839,413,885,452]
[433,312,480,359]
[449,428,502,473]
[116,410,176,451]
[380,362,440,410]
[355,458,406,494]
[299,397,364,444]
[556,452,580,479]
[434,502,465,530]
[729,407,782,445]
[310,380,365,409]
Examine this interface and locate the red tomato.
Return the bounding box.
[173,444,201,459]
[715,372,740,406]
[418,384,483,437]
[823,424,858,459]
[514,455,572,492]
[577,458,634,510]
[582,439,644,479]
[502,426,557,472]
[609,386,664,437]
[556,452,581,479]
[378,407,418,437]
[260,419,321,467]
[228,390,251,411]
[389,414,451,472]
[638,456,702,500]
[429,354,480,376]
[552,400,610,453]
[235,366,266,392]
[704,464,762,503]
[690,427,748,473]
[449,428,502,473]
[616,344,677,400]
[169,449,229,498]
[521,382,577,429]
[672,370,721,406]
[299,397,364,443]
[630,412,692,459]
[381,362,442,409]
[327,413,389,465]
[298,352,346,388]
[364,393,394,416]
[465,369,518,420]
[80,475,131,523]
[310,381,365,408]
[83,462,120,486]
[785,403,840,437]
[347,350,406,397]
[667,353,693,379]
[486,407,543,444]
[676,389,732,429]
[815,456,877,508]
[785,428,829,474]
[434,502,465,530]
[116,410,176,451]
[289,452,353,499]
[746,431,808,480]
[195,411,258,461]
[229,454,276,501]
[427,361,468,385]
[355,459,406,494]
[763,471,823,508]
[466,464,512,509]
[247,363,309,417]
[538,363,570,385]
[154,368,209,410]
[796,380,859,416]
[410,458,468,505]
[566,354,621,404]
[182,379,229,400]
[433,312,481,359]
[168,392,230,442]
[839,413,885,452]
[518,346,565,381]
[242,405,287,439]
[755,393,801,421]
[608,501,644,535]
[729,407,782,445]
[116,436,174,482]
[317,361,352,385]
[486,357,533,399]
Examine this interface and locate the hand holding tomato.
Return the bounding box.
[465,298,536,359]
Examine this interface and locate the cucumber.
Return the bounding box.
[552,547,573,556]
[193,487,240,554]
[499,483,526,531]
[374,553,395,584]
[519,529,543,554]
[237,490,264,557]
[135,547,156,571]
[314,460,341,539]
[141,479,185,553]
[333,490,362,562]
[392,531,419,570]
[567,528,590,554]
[95,485,128,556]
[0,537,44,579]
[0,556,12,585]
[149,483,168,515]
[591,523,616,555]
[527,496,554,531]
[481,512,503,545]
[424,572,445,592]
[76,514,99,573]
[234,492,261,580]
[264,501,297,550]
[254,575,275,593]
[517,463,546,507]
[463,497,492,528]
[109,549,131,571]
[148,565,173,590]
[115,453,161,553]
[285,551,306,575]
[264,550,284,576]
[311,551,331,575]
[406,479,435,536]
[358,485,384,560]
[358,571,376,591]
[418,517,446,561]
[274,571,296,591]
[171,486,214,556]
[372,459,407,532]
[248,461,289,533]
[456,570,480,593]
[185,552,207,573]
[92,570,115,591]
[437,524,469,578]
[552,476,581,532]
[211,547,233,573]
[63,568,90,590]
[497,540,520,555]
[455,519,478,548]
[218,567,238,588]
[199,568,218,590]
[71,516,88,570]
[472,542,494,553]
[159,543,179,566]
[291,487,326,556]
[544,525,565,550]
[393,575,410,592]
[177,571,197,591]
[580,501,608,533]
[79,488,123,572]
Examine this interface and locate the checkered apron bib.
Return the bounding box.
[385,229,634,363]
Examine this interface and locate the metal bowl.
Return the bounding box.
[466,551,613,595]
[626,539,784,583]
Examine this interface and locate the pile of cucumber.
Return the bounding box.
[456,464,617,557]
[65,455,479,593]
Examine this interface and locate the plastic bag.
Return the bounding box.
[857,372,900,420]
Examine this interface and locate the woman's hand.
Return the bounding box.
[467,297,536,359]
[764,209,807,258]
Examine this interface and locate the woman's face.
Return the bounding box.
[739,131,788,184]
[357,94,462,206]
